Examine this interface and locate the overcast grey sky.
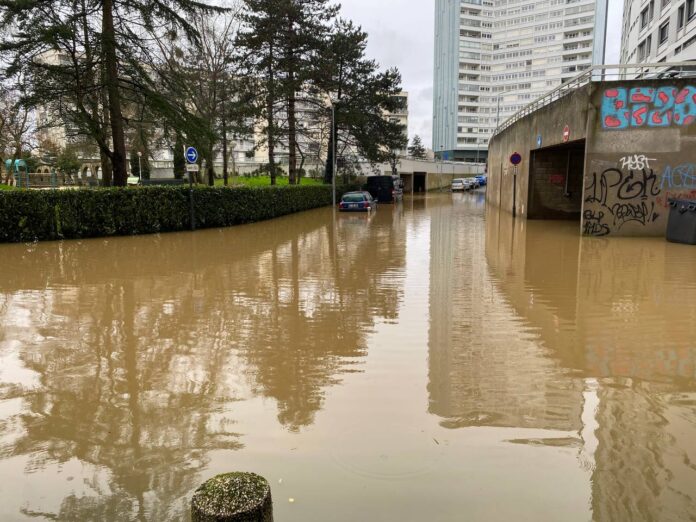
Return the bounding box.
[341,0,624,149]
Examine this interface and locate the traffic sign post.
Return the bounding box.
[186,146,199,164]
[509,152,522,219]
[184,145,198,231]
[562,125,570,143]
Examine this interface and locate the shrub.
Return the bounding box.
[0,184,358,243]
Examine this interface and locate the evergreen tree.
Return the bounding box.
[408,135,427,159]
[236,0,285,185]
[315,20,406,184]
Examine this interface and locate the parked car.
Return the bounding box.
[366,175,403,203]
[339,191,377,212]
[451,178,467,192]
[475,175,487,187]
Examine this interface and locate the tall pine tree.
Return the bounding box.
[315,20,405,183]
[408,135,427,159]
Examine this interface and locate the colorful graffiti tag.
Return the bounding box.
[601,86,696,129]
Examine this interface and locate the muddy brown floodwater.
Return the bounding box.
[0,192,695,521]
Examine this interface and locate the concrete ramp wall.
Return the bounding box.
[488,80,696,237]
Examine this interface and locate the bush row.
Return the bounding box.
[0,185,356,243]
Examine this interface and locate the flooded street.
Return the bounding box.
[0,192,695,521]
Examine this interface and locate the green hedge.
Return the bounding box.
[0,185,355,243]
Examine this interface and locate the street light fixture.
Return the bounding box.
[495,89,516,129]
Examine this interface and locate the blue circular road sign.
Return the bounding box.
[510,152,522,166]
[186,146,198,164]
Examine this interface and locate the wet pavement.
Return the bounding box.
[0,192,694,521]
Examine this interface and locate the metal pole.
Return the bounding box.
[496,95,501,128]
[138,152,142,182]
[331,104,336,207]
[512,165,517,219]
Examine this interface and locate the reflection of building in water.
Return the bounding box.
[484,206,696,519]
[591,379,696,521]
[0,207,407,520]
[427,197,584,431]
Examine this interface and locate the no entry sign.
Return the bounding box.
[510,152,522,166]
[562,125,570,142]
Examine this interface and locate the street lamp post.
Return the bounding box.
[331,103,337,208]
[495,89,516,129]
[137,151,142,182]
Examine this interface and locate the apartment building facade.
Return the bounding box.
[433,0,608,163]
[621,0,696,64]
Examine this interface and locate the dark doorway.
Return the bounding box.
[414,172,426,193]
[528,140,585,220]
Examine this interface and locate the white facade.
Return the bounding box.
[433,0,608,163]
[621,0,696,65]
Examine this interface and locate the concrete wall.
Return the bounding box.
[583,81,696,236]
[488,79,696,236]
[487,85,593,220]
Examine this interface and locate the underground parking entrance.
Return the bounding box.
[527,139,585,220]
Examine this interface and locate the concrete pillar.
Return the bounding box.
[191,472,273,522]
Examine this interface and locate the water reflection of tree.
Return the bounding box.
[0,206,407,518]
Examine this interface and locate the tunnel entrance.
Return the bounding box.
[528,140,585,220]
[414,173,426,193]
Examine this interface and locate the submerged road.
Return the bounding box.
[0,192,694,521]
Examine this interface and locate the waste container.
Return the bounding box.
[667,199,696,245]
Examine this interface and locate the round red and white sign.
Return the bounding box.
[562,125,570,143]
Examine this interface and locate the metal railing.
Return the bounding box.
[490,62,696,139]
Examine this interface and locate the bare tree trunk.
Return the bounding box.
[266,42,276,186]
[287,64,297,185]
[222,99,228,186]
[102,0,127,186]
[207,148,215,186]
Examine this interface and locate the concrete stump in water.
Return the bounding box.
[191,472,273,522]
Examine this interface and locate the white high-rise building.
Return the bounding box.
[433,0,608,163]
[620,0,696,65]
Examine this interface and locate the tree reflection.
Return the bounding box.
[0,206,406,519]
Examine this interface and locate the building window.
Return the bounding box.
[678,4,686,28]
[688,0,695,20]
[659,21,669,44]
[637,35,652,60]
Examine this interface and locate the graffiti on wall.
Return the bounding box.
[584,165,661,235]
[585,152,696,236]
[601,86,696,129]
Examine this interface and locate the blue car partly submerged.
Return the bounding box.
[339,191,377,212]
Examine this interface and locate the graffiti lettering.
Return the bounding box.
[601,86,696,130]
[585,168,660,206]
[583,210,610,236]
[620,154,656,171]
[610,201,659,229]
[660,164,696,190]
[584,165,662,235]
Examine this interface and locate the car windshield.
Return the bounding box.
[453,179,464,183]
[342,194,365,203]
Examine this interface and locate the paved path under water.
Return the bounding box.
[0,192,694,521]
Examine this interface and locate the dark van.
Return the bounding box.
[366,176,404,203]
